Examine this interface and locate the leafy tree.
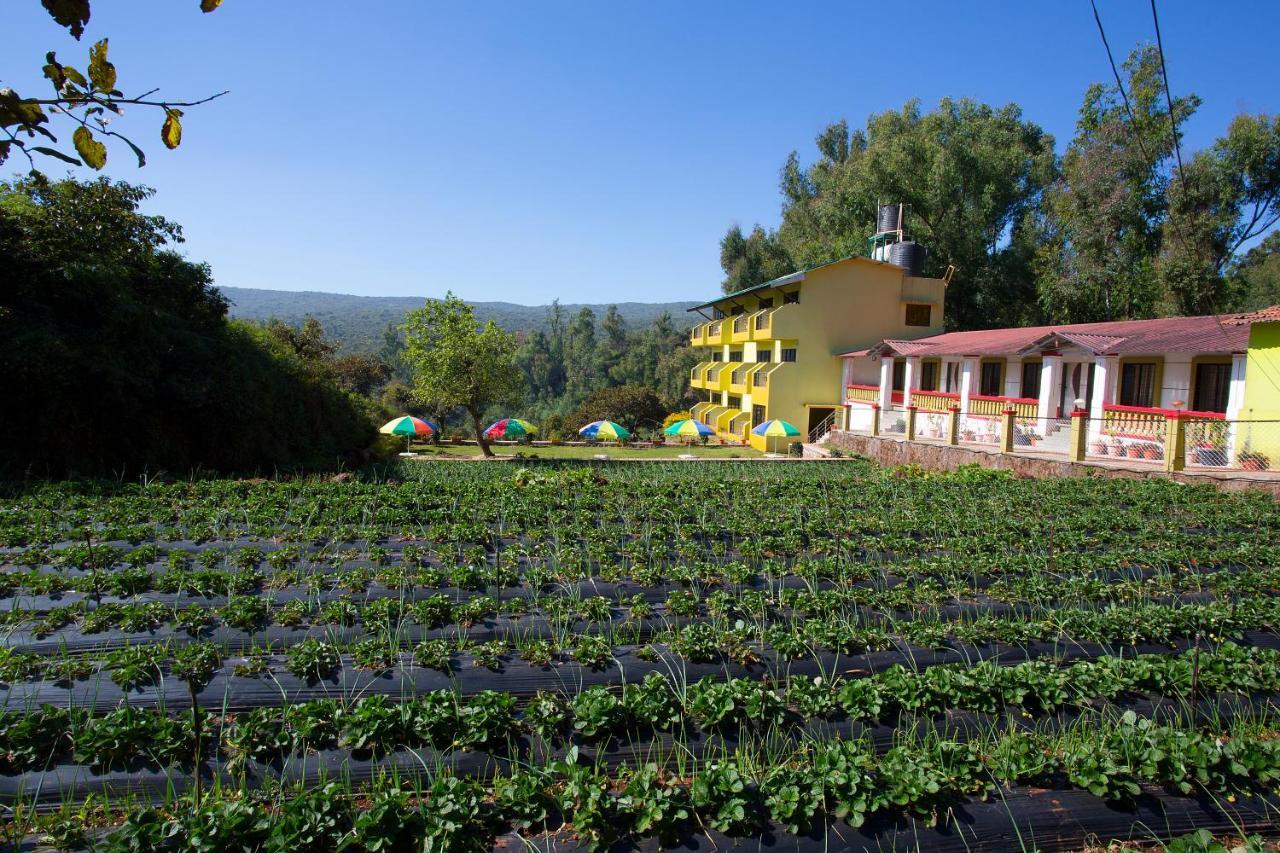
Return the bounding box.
[568,386,667,434]
[1036,46,1199,322]
[331,353,392,397]
[0,175,373,475]
[3,1,226,171]
[401,294,524,457]
[1228,232,1280,311]
[773,99,1056,329]
[719,224,794,295]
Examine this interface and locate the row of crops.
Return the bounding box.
[2,460,1280,850]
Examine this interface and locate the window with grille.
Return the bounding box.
[783,291,800,304]
[780,348,797,362]
[905,304,932,327]
[752,405,766,426]
[756,350,771,362]
[731,370,745,385]
[1192,363,1231,412]
[711,352,721,362]
[1119,363,1157,407]
[730,350,743,362]
[752,371,767,387]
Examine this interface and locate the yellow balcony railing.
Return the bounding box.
[751,309,774,341]
[969,395,1038,419]
[689,324,708,346]
[910,390,960,412]
[846,384,880,404]
[730,315,752,343]
[1101,405,1167,440]
[705,321,727,346]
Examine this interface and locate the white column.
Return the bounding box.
[959,356,978,420]
[878,356,895,411]
[1004,358,1022,399]
[1039,354,1063,419]
[902,356,919,409]
[1225,353,1248,459]
[1089,356,1117,439]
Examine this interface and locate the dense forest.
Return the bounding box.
[720,46,1280,329]
[221,287,696,355]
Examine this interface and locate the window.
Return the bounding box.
[979,361,1003,397]
[727,395,741,409]
[756,350,771,363]
[752,405,767,427]
[783,291,800,305]
[920,361,938,392]
[1118,362,1157,407]
[729,350,743,362]
[733,316,748,333]
[1192,362,1231,413]
[780,348,797,362]
[892,360,905,392]
[752,370,767,387]
[905,304,932,327]
[757,298,773,310]
[731,369,745,385]
[944,362,960,393]
[730,306,744,316]
[711,352,721,362]
[755,313,769,330]
[712,309,725,320]
[709,321,721,335]
[1020,361,1042,400]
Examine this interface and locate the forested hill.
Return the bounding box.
[221,287,698,352]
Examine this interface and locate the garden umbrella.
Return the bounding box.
[752,418,801,452]
[663,419,714,438]
[379,416,435,453]
[578,420,631,441]
[483,418,538,440]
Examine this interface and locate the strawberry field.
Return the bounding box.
[2,460,1280,851]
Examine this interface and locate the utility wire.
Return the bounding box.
[1149,0,1188,189]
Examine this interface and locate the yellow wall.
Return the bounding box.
[689,256,946,444]
[1240,321,1280,460]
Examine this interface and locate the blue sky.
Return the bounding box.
[5,1,1278,304]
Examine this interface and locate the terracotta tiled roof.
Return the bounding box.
[848,311,1264,359]
[1223,305,1280,325]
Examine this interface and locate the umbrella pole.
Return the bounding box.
[406,435,411,454]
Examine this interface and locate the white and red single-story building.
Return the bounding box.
[840,312,1267,448]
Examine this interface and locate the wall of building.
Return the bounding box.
[1240,322,1280,460]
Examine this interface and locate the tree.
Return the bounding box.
[401,293,524,457]
[331,353,392,397]
[568,386,667,434]
[1228,232,1280,311]
[773,99,1056,329]
[719,224,794,295]
[3,1,226,172]
[0,175,373,475]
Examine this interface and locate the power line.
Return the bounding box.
[1149,0,1188,189]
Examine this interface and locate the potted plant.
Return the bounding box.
[1240,451,1270,471]
[961,429,976,442]
[1126,443,1144,459]
[1141,443,1162,460]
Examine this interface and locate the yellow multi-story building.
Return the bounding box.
[687,254,947,451]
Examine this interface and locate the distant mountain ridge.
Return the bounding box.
[220,287,699,353]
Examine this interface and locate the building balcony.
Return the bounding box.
[846,384,884,405]
[704,321,728,347]
[730,315,752,344]
[969,394,1038,419]
[689,324,708,347]
[750,308,776,341]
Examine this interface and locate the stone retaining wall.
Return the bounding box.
[824,431,1280,499]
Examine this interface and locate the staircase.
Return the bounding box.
[808,410,838,444]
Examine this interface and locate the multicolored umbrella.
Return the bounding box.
[483,418,538,439]
[664,419,714,437]
[751,419,801,437]
[578,420,631,441]
[379,416,435,453]
[752,418,801,452]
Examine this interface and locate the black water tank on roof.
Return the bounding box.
[876,203,904,235]
[889,240,926,276]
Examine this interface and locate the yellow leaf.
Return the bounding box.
[200,0,223,11]
[88,39,117,93]
[161,109,183,150]
[72,126,106,169]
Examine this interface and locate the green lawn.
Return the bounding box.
[404,441,766,459]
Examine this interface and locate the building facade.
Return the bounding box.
[686,255,947,451]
